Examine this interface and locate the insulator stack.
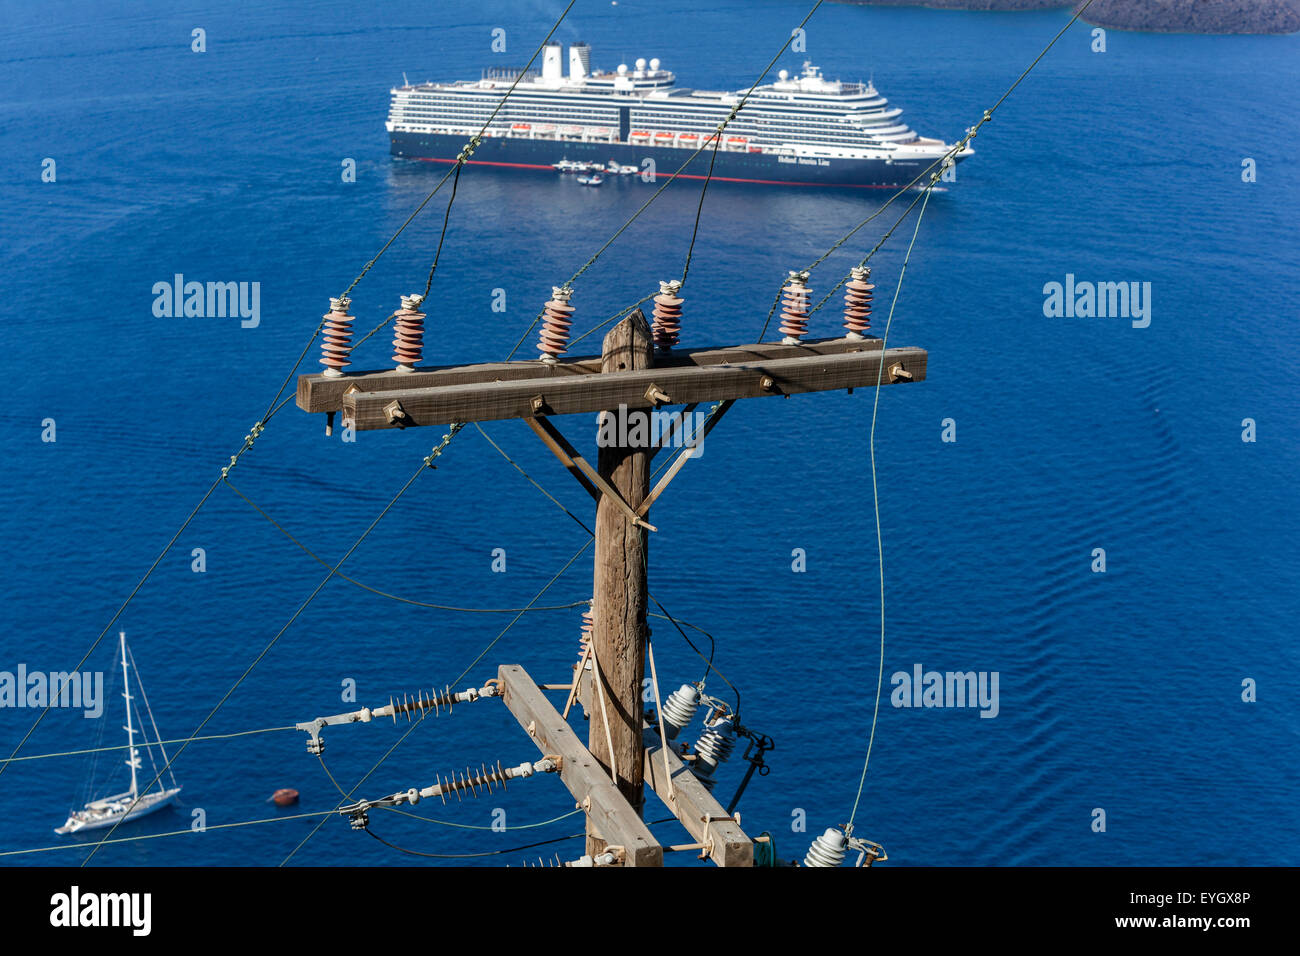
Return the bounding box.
[651,279,683,351]
[411,757,557,805]
[392,294,426,371]
[842,266,874,338]
[660,683,701,740]
[804,827,848,867]
[386,686,459,721]
[778,271,811,345]
[577,608,594,671]
[537,286,575,363]
[320,297,355,377]
[424,762,515,803]
[381,681,498,723]
[692,716,736,791]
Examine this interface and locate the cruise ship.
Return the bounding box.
[386,42,972,188]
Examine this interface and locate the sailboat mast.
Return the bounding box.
[120,631,138,799]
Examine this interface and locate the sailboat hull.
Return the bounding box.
[55,787,181,835]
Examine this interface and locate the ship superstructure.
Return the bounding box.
[387,42,972,188]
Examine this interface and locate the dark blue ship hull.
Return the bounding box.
[390,131,942,189]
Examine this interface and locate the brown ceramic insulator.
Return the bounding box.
[537,287,575,359]
[392,295,426,369]
[843,267,874,335]
[651,280,683,350]
[579,608,594,661]
[778,273,811,342]
[320,297,355,373]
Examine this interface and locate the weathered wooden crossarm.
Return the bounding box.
[642,727,753,867]
[296,334,887,414]
[569,661,753,867]
[342,345,927,430]
[497,664,662,867]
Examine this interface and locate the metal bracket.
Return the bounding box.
[644,383,671,406]
[848,836,888,867]
[384,399,409,427]
[888,362,913,383]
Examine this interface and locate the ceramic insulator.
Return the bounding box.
[320,297,355,375]
[804,827,848,867]
[392,294,425,370]
[842,266,874,337]
[660,683,701,740]
[651,279,683,350]
[778,272,811,344]
[578,608,594,670]
[538,287,575,361]
[692,716,735,790]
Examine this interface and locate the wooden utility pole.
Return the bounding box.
[296,301,928,866]
[587,313,652,855]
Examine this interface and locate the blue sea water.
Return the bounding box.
[1,0,1297,867]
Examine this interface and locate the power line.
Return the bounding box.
[0,726,295,768]
[845,183,934,831]
[0,810,334,859]
[679,0,826,289]
[5,16,589,770]
[419,159,464,300]
[79,427,465,866]
[338,0,580,301]
[761,0,1102,345]
[505,0,828,360]
[474,408,742,711]
[382,805,583,833]
[314,752,584,833]
[66,5,585,858]
[842,0,1099,834]
[279,536,594,866]
[361,816,678,861]
[224,476,587,613]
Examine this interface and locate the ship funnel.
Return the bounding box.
[542,41,563,82]
[569,42,590,80]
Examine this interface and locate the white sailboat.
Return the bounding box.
[55,632,181,835]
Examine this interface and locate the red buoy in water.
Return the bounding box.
[271,788,300,807]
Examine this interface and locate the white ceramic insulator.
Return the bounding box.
[693,718,735,779]
[661,684,701,740]
[804,828,848,867]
